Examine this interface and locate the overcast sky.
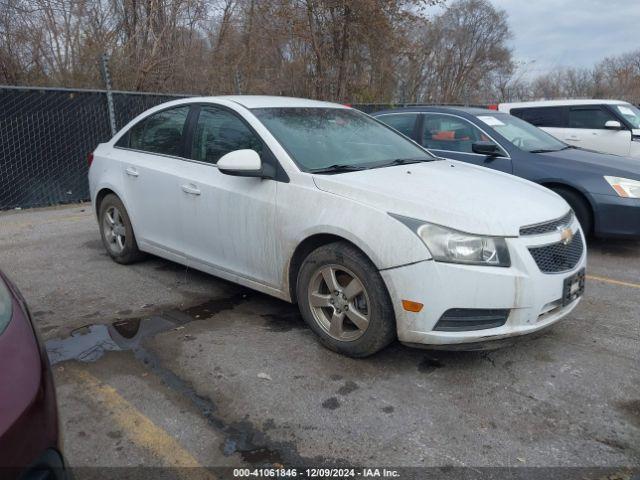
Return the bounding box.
[490,0,640,78]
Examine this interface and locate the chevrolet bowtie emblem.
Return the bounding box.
[559,227,574,245]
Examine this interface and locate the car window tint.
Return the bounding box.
[511,107,565,128]
[129,106,190,156]
[0,279,12,336]
[568,107,616,129]
[191,107,263,164]
[377,114,418,137]
[421,114,486,153]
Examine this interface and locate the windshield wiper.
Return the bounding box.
[309,164,367,174]
[529,148,562,153]
[372,158,433,168]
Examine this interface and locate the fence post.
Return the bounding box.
[100,53,117,136]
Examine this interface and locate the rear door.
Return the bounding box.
[115,105,191,256]
[567,106,631,155]
[419,113,512,173]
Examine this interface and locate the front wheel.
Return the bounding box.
[552,187,593,236]
[296,242,396,357]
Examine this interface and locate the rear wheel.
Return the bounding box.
[296,242,395,357]
[551,187,593,235]
[98,194,145,264]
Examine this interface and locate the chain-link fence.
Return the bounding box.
[0,85,471,210]
[0,86,186,210]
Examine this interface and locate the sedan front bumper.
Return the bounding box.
[592,193,640,239]
[381,221,587,347]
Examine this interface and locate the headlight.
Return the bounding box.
[418,224,511,266]
[389,214,511,267]
[605,176,640,198]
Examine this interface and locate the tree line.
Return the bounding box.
[1,0,638,104]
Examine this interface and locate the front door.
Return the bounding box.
[420,113,513,173]
[567,106,632,156]
[178,105,279,287]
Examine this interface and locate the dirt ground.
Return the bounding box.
[0,204,638,478]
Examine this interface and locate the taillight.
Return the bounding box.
[88,152,94,167]
[487,104,498,110]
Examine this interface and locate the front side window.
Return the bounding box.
[0,279,12,336]
[377,114,419,137]
[252,108,432,171]
[568,107,617,129]
[476,113,567,153]
[614,104,640,129]
[421,114,488,153]
[511,107,565,128]
[191,107,263,164]
[128,106,190,156]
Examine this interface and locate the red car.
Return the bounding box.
[0,271,68,479]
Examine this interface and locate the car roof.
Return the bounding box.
[199,95,347,109]
[500,99,630,109]
[372,105,497,116]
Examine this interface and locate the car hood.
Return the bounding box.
[312,160,569,237]
[538,147,640,179]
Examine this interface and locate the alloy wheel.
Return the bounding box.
[103,206,126,254]
[307,264,370,342]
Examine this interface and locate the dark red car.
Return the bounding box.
[0,271,68,479]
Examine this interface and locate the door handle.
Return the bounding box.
[565,138,580,141]
[125,167,139,177]
[181,184,201,196]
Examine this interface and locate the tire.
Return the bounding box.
[551,187,593,235]
[296,241,396,357]
[98,194,145,264]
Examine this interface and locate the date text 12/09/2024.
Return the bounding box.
[233,468,400,478]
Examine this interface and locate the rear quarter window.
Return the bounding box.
[510,107,566,128]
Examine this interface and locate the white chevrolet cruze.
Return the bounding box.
[89,96,587,357]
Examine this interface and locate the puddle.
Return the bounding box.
[45,292,250,366]
[46,316,177,365]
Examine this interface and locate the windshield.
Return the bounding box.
[475,113,567,152]
[614,103,640,129]
[252,108,433,172]
[0,278,12,336]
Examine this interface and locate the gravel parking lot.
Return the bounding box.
[0,204,638,476]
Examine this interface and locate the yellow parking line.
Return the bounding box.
[587,274,640,289]
[72,368,216,479]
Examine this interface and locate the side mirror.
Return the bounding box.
[604,120,623,130]
[472,141,502,157]
[217,149,272,178]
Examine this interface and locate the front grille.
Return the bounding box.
[434,308,510,331]
[520,211,573,236]
[528,234,584,273]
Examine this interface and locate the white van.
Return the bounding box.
[498,100,640,158]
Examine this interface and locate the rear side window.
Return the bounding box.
[127,106,190,156]
[0,279,12,336]
[510,107,565,128]
[191,107,263,164]
[377,114,418,137]
[569,107,617,129]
